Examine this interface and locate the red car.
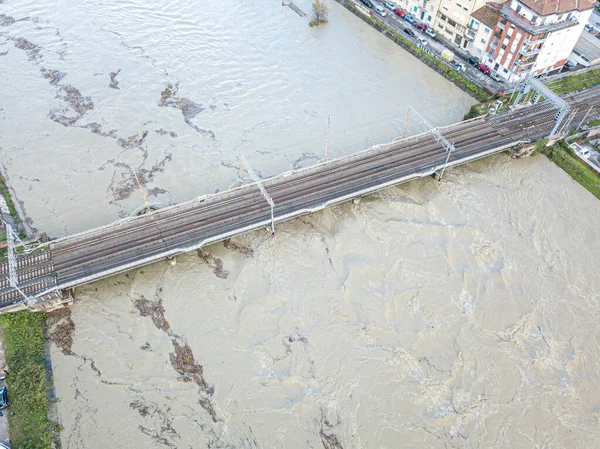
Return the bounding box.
[416,23,427,31]
[478,63,491,74]
[394,8,406,17]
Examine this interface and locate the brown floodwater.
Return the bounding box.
[3,1,600,448]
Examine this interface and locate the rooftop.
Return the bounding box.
[472,4,502,28]
[519,0,594,16]
[573,30,600,62]
[497,2,581,34]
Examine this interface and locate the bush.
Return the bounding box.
[0,311,53,449]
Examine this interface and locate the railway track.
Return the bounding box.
[1,86,599,310]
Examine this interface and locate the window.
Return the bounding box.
[443,6,448,11]
[506,34,512,40]
[516,5,521,13]
[484,27,490,34]
[504,68,509,73]
[501,44,507,49]
[463,7,468,11]
[430,5,433,11]
[456,2,461,6]
[531,15,537,23]
[448,19,457,27]
[480,38,487,43]
[566,13,572,21]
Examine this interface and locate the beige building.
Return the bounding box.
[434,0,490,47]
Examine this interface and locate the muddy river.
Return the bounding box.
[0,0,471,237]
[2,0,600,448]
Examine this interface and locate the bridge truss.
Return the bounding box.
[513,77,569,138]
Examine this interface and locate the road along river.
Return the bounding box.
[48,154,600,449]
[0,0,472,237]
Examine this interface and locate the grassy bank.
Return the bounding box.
[0,177,23,235]
[547,69,600,95]
[541,140,600,199]
[343,1,489,101]
[0,311,53,449]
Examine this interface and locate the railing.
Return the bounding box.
[514,58,536,67]
[524,36,547,46]
[498,5,578,35]
[519,46,542,57]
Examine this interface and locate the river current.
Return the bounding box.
[2,0,600,448]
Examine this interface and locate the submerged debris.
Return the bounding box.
[0,14,15,26]
[12,37,41,62]
[40,67,66,85]
[158,82,215,139]
[134,296,170,332]
[320,416,344,449]
[80,122,118,138]
[47,307,75,355]
[133,293,218,424]
[109,69,121,89]
[197,250,230,279]
[223,238,254,257]
[118,130,148,150]
[49,84,94,126]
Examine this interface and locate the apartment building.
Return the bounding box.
[481,0,594,82]
[434,0,490,47]
[401,0,442,27]
[465,4,501,59]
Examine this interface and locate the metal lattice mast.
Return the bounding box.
[514,77,570,138]
[407,106,455,180]
[3,221,30,302]
[237,153,276,235]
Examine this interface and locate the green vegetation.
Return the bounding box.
[541,140,600,199]
[0,311,53,449]
[0,176,24,238]
[309,0,329,26]
[547,69,600,95]
[346,2,489,101]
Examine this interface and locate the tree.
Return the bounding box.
[309,0,329,27]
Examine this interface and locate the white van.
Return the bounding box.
[374,4,387,16]
[581,148,590,158]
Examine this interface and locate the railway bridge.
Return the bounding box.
[1,85,599,312]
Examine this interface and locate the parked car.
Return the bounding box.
[581,147,591,158]
[384,1,397,9]
[478,63,491,74]
[416,23,427,31]
[455,62,466,71]
[404,14,415,23]
[394,8,406,17]
[404,27,415,37]
[374,4,387,16]
[425,28,436,38]
[0,386,8,410]
[490,71,501,81]
[417,36,428,45]
[467,56,479,66]
[361,0,374,8]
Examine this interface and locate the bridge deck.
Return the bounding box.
[1,86,599,310]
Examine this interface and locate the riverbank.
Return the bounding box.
[463,69,600,120]
[336,0,490,101]
[540,139,600,200]
[0,311,54,449]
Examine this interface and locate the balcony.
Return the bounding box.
[519,46,542,57]
[514,58,536,67]
[468,21,480,31]
[523,36,547,46]
[465,29,477,40]
[498,4,579,35]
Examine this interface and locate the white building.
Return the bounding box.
[400,0,441,27]
[466,4,502,60]
[481,0,594,82]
